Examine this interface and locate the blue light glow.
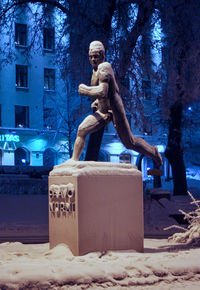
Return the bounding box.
[0,134,20,142]
[156,145,165,153]
[26,138,47,151]
[104,141,125,154]
[188,106,192,111]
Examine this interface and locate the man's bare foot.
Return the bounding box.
[153,146,163,167]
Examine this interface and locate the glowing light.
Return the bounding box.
[21,159,26,163]
[156,145,165,153]
[26,138,47,151]
[0,134,20,142]
[188,106,192,111]
[104,141,125,154]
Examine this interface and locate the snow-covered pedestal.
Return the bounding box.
[49,161,143,255]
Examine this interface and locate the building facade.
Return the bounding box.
[0,4,68,167]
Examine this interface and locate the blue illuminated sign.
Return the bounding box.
[0,134,20,142]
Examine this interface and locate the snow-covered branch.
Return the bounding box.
[165,191,200,246]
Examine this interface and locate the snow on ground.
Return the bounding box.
[0,164,199,289]
[0,239,200,290]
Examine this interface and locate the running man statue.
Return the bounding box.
[70,41,162,166]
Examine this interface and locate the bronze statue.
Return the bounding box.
[70,41,162,166]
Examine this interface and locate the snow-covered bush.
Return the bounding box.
[165,191,200,246]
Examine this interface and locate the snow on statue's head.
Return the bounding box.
[89,41,105,59]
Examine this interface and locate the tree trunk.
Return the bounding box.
[165,101,187,195]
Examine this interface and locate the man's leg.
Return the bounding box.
[72,135,87,161]
[127,136,162,167]
[72,111,111,161]
[114,117,162,167]
[120,133,162,167]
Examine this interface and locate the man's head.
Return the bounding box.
[89,41,105,70]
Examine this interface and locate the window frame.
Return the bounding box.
[16,65,28,89]
[119,153,132,164]
[143,115,152,136]
[14,147,30,166]
[15,23,27,47]
[43,27,55,51]
[142,79,152,100]
[43,107,57,129]
[44,68,55,91]
[15,105,30,128]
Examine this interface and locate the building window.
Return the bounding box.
[16,65,28,88]
[119,152,131,164]
[43,28,55,51]
[15,23,27,46]
[15,147,30,166]
[142,79,152,99]
[15,105,29,128]
[43,107,57,129]
[143,115,152,135]
[44,68,55,90]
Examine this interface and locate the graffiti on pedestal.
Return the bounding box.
[49,183,75,215]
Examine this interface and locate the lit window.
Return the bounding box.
[16,65,28,88]
[44,68,55,90]
[15,23,27,46]
[43,28,55,50]
[15,105,29,128]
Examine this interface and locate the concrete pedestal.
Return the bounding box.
[49,161,143,255]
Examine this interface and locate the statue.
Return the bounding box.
[50,41,149,253]
[69,41,162,167]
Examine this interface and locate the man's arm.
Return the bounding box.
[78,82,108,99]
